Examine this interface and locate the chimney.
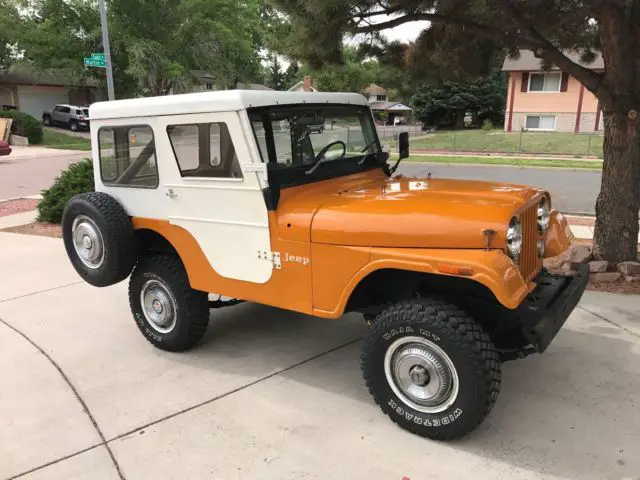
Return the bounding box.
[303,75,314,92]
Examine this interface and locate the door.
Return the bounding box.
[158,111,273,284]
[53,105,71,124]
[17,86,68,119]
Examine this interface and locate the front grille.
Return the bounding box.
[519,202,542,282]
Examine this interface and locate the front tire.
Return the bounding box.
[129,255,209,352]
[361,299,501,440]
[69,120,78,131]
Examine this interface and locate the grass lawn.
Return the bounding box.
[401,155,602,170]
[411,130,604,157]
[42,130,91,151]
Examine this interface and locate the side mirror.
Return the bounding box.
[398,132,409,159]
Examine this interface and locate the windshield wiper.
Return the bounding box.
[358,140,380,165]
[305,140,346,175]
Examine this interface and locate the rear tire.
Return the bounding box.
[361,298,501,440]
[62,192,136,287]
[43,115,51,126]
[129,255,209,352]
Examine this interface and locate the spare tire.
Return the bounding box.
[62,192,136,287]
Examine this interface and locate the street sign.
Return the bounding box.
[91,52,105,61]
[84,57,106,68]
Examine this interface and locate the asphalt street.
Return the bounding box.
[1,150,601,215]
[399,162,601,215]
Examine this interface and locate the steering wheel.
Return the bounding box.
[305,140,346,175]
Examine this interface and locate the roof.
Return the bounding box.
[90,90,368,120]
[287,81,318,92]
[502,49,604,71]
[0,65,99,87]
[364,84,386,95]
[235,82,274,91]
[369,101,413,111]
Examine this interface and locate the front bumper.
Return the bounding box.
[515,263,589,353]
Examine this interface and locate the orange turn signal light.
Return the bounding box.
[438,264,474,276]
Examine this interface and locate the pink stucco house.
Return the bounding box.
[502,50,604,133]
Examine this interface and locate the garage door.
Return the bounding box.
[17,86,68,119]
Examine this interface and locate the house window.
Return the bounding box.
[205,83,213,90]
[528,73,562,92]
[525,115,556,131]
[376,94,387,101]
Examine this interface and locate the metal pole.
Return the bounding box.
[99,0,115,101]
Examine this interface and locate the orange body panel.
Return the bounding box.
[132,170,571,319]
[544,210,575,258]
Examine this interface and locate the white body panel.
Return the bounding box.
[92,111,273,284]
[90,91,371,285]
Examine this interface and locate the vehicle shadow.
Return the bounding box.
[194,303,639,480]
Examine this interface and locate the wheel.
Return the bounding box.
[361,299,501,441]
[43,116,51,126]
[62,192,136,287]
[70,121,78,131]
[129,255,209,351]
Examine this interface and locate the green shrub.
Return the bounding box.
[481,119,494,131]
[38,159,95,224]
[0,110,44,144]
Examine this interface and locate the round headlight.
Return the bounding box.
[537,198,551,233]
[506,217,522,259]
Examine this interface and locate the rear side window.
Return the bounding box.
[167,122,243,178]
[98,125,159,188]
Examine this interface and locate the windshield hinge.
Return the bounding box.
[257,250,281,270]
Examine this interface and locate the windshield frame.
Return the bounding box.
[248,103,386,190]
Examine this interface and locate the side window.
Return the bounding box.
[98,125,159,188]
[167,122,243,178]
[60,106,71,114]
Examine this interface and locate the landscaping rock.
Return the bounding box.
[625,275,640,283]
[570,244,592,264]
[9,134,28,146]
[591,272,621,283]
[588,260,609,273]
[618,261,640,276]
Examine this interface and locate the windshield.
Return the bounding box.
[248,104,382,187]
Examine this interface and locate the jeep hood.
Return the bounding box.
[310,175,545,249]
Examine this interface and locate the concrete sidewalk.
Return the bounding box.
[0,231,639,480]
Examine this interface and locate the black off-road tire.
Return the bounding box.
[129,255,209,352]
[69,120,79,131]
[361,299,501,441]
[62,192,136,287]
[42,115,52,126]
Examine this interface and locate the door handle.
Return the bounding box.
[166,189,177,198]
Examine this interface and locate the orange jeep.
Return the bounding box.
[62,91,587,440]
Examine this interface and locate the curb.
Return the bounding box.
[401,161,601,171]
[0,195,43,203]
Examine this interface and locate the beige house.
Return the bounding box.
[0,66,100,119]
[288,76,318,92]
[502,50,604,133]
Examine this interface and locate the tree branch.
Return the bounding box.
[503,2,613,104]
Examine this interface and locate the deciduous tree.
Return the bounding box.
[273,0,640,262]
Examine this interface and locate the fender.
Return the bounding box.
[312,247,533,318]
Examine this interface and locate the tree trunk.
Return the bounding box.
[455,109,465,129]
[592,109,640,261]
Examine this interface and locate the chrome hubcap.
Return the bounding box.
[140,280,177,333]
[384,336,459,413]
[72,215,105,269]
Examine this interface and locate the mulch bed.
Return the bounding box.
[0,199,39,217]
[1,222,62,238]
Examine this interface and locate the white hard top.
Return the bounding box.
[89,90,368,120]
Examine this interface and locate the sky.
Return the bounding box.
[382,19,430,43]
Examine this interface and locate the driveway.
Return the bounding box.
[0,231,638,479]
